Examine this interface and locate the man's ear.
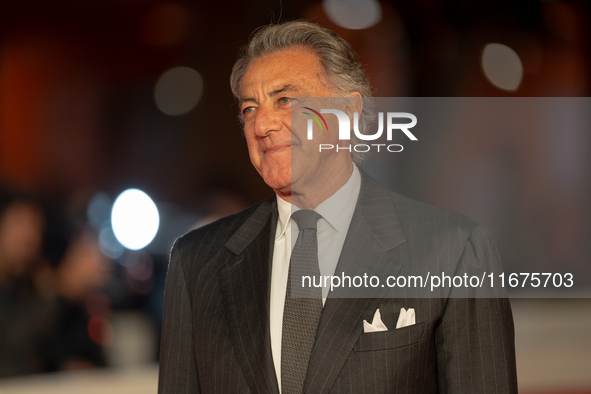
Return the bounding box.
[344,91,363,119]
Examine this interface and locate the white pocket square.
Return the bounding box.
[395,307,416,329]
[363,308,388,332]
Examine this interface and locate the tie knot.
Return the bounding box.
[291,209,321,231]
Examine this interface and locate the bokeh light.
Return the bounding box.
[87,191,112,230]
[481,43,523,91]
[154,66,204,115]
[322,0,382,30]
[99,223,125,259]
[111,189,160,250]
[88,315,115,346]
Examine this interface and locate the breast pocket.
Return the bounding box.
[353,321,427,352]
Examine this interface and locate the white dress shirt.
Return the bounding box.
[269,164,361,390]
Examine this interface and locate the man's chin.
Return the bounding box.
[262,176,291,194]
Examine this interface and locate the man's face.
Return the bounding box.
[240,47,349,197]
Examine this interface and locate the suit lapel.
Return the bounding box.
[304,170,407,393]
[218,196,280,394]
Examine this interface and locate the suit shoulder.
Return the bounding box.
[360,169,479,236]
[388,191,481,239]
[173,196,273,255]
[386,192,501,276]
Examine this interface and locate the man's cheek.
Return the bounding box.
[247,149,262,171]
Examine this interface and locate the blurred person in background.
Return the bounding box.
[0,187,50,377]
[35,212,112,373]
[0,188,45,291]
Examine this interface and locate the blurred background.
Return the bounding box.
[0,0,589,393]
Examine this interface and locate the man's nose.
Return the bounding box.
[254,107,283,137]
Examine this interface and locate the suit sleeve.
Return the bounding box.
[158,240,200,394]
[435,226,518,394]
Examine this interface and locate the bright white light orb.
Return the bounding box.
[323,0,382,30]
[111,189,160,250]
[154,66,204,116]
[481,43,523,91]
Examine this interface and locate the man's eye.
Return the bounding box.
[242,106,255,115]
[279,97,291,105]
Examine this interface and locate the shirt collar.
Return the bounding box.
[275,164,361,240]
[276,193,292,240]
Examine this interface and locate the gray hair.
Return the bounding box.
[230,20,374,162]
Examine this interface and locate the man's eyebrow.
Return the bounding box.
[239,85,299,106]
[240,96,258,106]
[269,84,299,97]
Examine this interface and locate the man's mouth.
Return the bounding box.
[264,145,291,154]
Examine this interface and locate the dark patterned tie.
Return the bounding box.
[281,209,323,394]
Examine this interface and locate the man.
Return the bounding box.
[158,21,517,394]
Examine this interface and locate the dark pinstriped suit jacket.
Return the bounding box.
[158,170,518,394]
